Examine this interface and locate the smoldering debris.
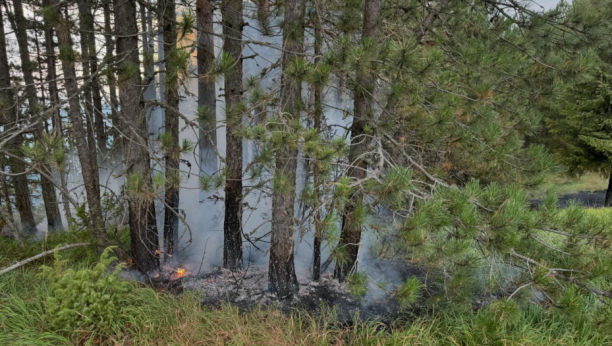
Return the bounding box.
[128,259,435,324]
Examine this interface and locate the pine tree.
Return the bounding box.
[0,0,37,235]
[268,0,306,298]
[162,0,180,258]
[103,0,120,146]
[10,0,63,231]
[47,0,104,236]
[41,0,72,226]
[113,0,160,272]
[333,0,383,282]
[196,0,217,174]
[221,0,245,271]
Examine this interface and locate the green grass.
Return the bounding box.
[529,172,608,199]
[1,232,611,345]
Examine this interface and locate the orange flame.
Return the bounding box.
[170,267,188,280]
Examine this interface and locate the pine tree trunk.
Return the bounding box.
[312,14,323,281]
[114,0,159,273]
[221,0,244,271]
[42,0,73,226]
[161,0,180,258]
[11,0,63,232]
[103,0,120,146]
[196,0,217,174]
[51,0,103,236]
[0,6,35,236]
[1,7,36,236]
[268,0,305,298]
[78,0,106,154]
[334,0,382,282]
[77,0,102,174]
[605,171,612,207]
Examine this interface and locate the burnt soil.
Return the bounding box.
[128,259,436,325]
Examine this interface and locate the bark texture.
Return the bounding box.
[312,14,323,281]
[268,0,305,298]
[197,0,217,174]
[161,0,180,258]
[51,0,103,236]
[222,0,244,271]
[103,0,120,145]
[11,0,62,232]
[114,0,160,272]
[43,0,73,226]
[334,0,382,281]
[0,11,36,235]
[77,0,106,153]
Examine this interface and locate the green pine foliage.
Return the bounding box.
[39,247,132,336]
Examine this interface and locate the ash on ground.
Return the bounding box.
[167,260,433,324]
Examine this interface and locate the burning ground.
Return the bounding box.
[121,259,435,324]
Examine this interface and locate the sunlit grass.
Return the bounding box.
[529,172,608,199]
[1,232,611,345]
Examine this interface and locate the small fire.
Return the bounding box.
[170,267,188,280]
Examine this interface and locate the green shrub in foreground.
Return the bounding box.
[39,247,131,335]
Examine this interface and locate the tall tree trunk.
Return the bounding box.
[605,171,612,207]
[312,13,323,281]
[334,0,382,281]
[114,0,159,272]
[0,3,35,235]
[221,0,244,271]
[268,0,305,298]
[103,0,120,147]
[42,0,73,226]
[196,0,217,174]
[11,0,63,231]
[76,0,102,174]
[50,0,104,236]
[161,0,180,258]
[79,0,106,154]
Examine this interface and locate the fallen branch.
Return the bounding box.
[0,243,91,276]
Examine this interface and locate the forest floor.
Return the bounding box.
[1,232,610,345]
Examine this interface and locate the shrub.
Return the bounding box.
[39,247,132,336]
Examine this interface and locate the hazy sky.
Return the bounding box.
[534,0,570,10]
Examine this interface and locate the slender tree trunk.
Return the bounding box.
[605,171,612,207]
[0,2,34,236]
[1,6,35,236]
[268,0,305,298]
[114,0,159,272]
[161,0,180,258]
[11,0,62,231]
[50,0,104,237]
[42,0,73,227]
[79,0,106,154]
[196,0,217,174]
[312,14,323,281]
[221,0,244,271]
[103,0,120,146]
[334,0,382,282]
[76,0,102,174]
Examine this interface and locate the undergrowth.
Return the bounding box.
[1,232,611,345]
